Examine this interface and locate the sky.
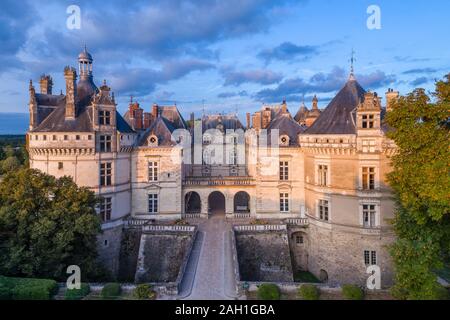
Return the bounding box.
[0,0,449,121]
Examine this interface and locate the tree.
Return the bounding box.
[1,156,21,173]
[385,74,450,299]
[0,168,104,281]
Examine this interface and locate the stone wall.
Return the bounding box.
[235,230,293,282]
[97,224,123,279]
[135,232,194,283]
[307,221,395,288]
[117,228,142,282]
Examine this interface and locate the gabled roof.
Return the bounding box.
[305,79,366,134]
[267,112,306,145]
[137,116,178,146]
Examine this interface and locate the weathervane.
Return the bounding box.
[349,48,356,79]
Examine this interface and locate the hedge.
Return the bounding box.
[65,283,91,300]
[101,283,121,299]
[133,284,155,300]
[0,276,58,300]
[257,283,280,300]
[342,284,365,300]
[298,284,320,300]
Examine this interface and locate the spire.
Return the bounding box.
[349,48,356,81]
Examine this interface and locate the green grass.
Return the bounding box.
[293,270,321,283]
[0,275,58,300]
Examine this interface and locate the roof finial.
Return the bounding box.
[349,48,356,80]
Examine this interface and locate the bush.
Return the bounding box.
[298,284,320,300]
[257,283,280,300]
[0,285,11,300]
[342,284,364,300]
[65,283,91,300]
[0,276,58,300]
[101,283,121,299]
[133,284,156,300]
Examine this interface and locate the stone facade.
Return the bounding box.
[26,48,399,287]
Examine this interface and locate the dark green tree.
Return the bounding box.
[386,74,450,299]
[0,168,103,280]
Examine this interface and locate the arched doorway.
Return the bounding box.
[185,192,201,213]
[208,191,225,215]
[233,191,250,213]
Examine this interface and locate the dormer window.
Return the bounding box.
[361,114,374,128]
[203,134,211,144]
[280,135,289,146]
[99,110,111,125]
[148,135,158,147]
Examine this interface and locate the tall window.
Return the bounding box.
[100,162,112,186]
[230,149,237,165]
[279,161,289,181]
[280,193,289,212]
[148,194,158,214]
[99,197,112,222]
[362,204,376,228]
[99,135,112,152]
[362,167,375,190]
[318,164,328,186]
[148,161,158,182]
[364,250,377,266]
[362,114,374,128]
[318,199,329,221]
[99,110,111,125]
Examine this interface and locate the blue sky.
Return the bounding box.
[0,0,448,120]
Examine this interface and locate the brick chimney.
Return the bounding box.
[385,88,399,112]
[134,107,143,130]
[252,112,261,131]
[143,112,152,129]
[39,75,53,94]
[246,112,251,129]
[152,104,159,118]
[64,66,77,120]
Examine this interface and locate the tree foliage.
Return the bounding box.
[386,74,450,299]
[0,168,103,281]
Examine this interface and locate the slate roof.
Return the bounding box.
[305,79,366,134]
[294,104,309,122]
[136,106,187,146]
[267,112,306,145]
[202,114,244,132]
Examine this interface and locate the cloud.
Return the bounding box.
[107,59,215,96]
[410,77,429,86]
[402,68,437,75]
[254,67,396,102]
[35,0,296,62]
[0,0,38,72]
[217,90,248,98]
[221,67,283,86]
[257,42,319,64]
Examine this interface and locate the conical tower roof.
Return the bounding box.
[305,79,366,134]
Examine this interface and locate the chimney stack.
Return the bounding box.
[252,112,262,131]
[385,88,399,112]
[64,66,77,120]
[152,104,159,119]
[39,75,53,95]
[143,112,152,129]
[246,112,251,129]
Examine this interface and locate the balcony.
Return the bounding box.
[183,176,255,186]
